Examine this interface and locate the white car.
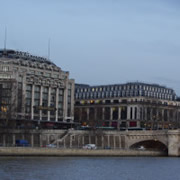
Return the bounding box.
[137,146,145,150]
[46,144,56,148]
[83,144,97,150]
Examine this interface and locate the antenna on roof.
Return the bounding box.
[48,38,51,61]
[4,26,7,50]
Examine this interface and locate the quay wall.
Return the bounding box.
[0,129,180,156]
[0,147,165,157]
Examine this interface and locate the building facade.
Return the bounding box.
[0,49,74,128]
[75,82,180,130]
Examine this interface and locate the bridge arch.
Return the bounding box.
[130,140,168,152]
[127,132,168,149]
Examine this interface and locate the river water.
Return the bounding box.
[0,157,179,180]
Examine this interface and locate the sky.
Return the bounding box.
[1,0,180,94]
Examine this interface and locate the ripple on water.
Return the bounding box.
[0,157,179,180]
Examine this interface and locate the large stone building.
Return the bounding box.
[74,82,180,130]
[0,49,74,129]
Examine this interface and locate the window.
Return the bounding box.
[53,74,59,78]
[37,71,43,76]
[110,91,112,97]
[43,87,48,93]
[35,86,40,92]
[86,92,89,98]
[0,74,12,79]
[13,67,18,71]
[30,70,35,74]
[102,92,104,98]
[2,66,9,72]
[44,73,51,77]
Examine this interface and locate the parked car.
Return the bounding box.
[16,140,30,147]
[46,144,56,148]
[83,144,97,150]
[104,146,111,149]
[137,146,145,150]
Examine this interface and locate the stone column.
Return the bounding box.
[167,110,170,122]
[70,135,72,148]
[12,134,16,146]
[119,135,121,149]
[156,109,159,121]
[162,109,164,130]
[126,106,131,130]
[31,134,34,147]
[87,108,90,121]
[79,108,82,122]
[110,107,113,120]
[101,136,104,148]
[150,108,153,121]
[118,107,121,120]
[70,81,75,121]
[127,106,131,120]
[31,84,35,120]
[155,109,159,129]
[102,107,105,121]
[82,136,85,145]
[173,110,177,122]
[47,135,50,145]
[48,87,51,121]
[113,135,116,149]
[118,107,121,130]
[22,73,26,116]
[78,136,80,148]
[109,107,113,127]
[89,135,91,144]
[39,85,43,121]
[63,79,68,122]
[3,134,6,146]
[107,135,110,147]
[132,106,135,120]
[95,136,98,145]
[39,134,42,147]
[137,121,141,128]
[63,139,66,148]
[94,108,97,123]
[55,88,59,122]
[144,107,147,121]
[137,106,140,120]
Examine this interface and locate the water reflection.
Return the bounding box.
[0,157,179,180]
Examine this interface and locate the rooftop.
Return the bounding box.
[75,82,173,91]
[0,49,56,66]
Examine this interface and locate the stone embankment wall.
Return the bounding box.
[0,147,165,157]
[0,129,180,156]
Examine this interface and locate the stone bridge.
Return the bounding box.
[40,129,180,156]
[0,129,180,156]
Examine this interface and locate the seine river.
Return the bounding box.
[0,157,180,180]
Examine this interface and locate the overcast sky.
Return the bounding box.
[1,0,180,94]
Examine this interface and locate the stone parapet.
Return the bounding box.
[0,147,165,157]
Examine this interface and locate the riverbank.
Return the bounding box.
[0,147,166,156]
